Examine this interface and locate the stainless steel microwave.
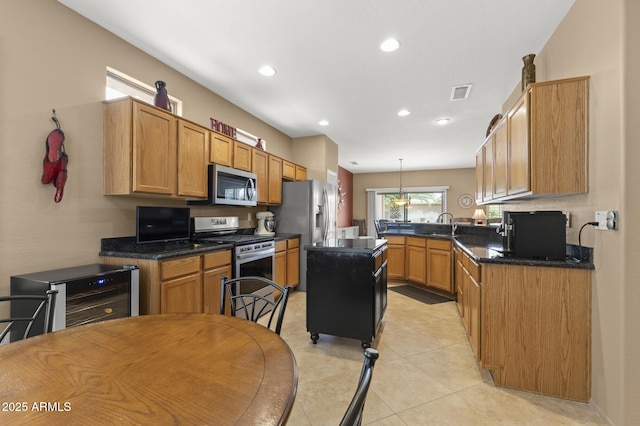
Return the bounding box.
[189,164,257,207]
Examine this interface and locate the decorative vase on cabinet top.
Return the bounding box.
[521,54,536,92]
[153,81,171,112]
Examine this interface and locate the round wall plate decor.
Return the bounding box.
[458,194,474,209]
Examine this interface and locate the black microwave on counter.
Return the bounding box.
[499,211,567,260]
[188,164,257,207]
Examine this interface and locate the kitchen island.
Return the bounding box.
[304,238,387,348]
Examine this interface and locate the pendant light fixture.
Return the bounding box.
[395,158,410,205]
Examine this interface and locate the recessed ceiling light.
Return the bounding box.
[318,119,329,126]
[380,38,400,52]
[258,65,276,76]
[397,109,411,117]
[435,118,450,125]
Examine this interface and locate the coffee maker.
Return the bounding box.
[255,211,275,236]
[499,211,566,260]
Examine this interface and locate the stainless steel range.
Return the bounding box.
[192,216,275,316]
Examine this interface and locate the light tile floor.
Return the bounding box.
[278,282,606,425]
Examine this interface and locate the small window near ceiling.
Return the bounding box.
[379,191,445,223]
[105,67,182,115]
[486,204,503,219]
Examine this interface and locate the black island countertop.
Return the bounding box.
[305,238,387,254]
[381,223,594,270]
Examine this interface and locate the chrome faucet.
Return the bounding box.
[437,212,457,235]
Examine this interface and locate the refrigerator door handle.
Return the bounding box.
[321,187,329,241]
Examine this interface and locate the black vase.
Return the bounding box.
[153,81,171,112]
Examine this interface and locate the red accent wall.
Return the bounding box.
[337,167,353,227]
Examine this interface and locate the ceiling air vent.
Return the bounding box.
[450,84,472,101]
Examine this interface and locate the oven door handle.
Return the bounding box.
[236,248,275,261]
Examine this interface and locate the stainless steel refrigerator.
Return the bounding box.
[269,180,336,291]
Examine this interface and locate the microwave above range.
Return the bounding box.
[188,164,257,207]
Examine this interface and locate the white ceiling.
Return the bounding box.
[59,0,575,174]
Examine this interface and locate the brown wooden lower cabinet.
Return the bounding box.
[454,244,481,360]
[402,236,453,294]
[406,237,426,284]
[481,263,591,402]
[426,239,453,292]
[202,251,233,314]
[100,249,231,315]
[286,238,300,287]
[275,237,300,289]
[385,236,405,279]
[274,240,287,286]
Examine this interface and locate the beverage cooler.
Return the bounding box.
[9,264,139,342]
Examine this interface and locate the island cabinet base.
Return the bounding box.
[306,246,387,348]
[481,263,591,402]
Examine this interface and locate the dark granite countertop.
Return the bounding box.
[99,237,233,260]
[274,233,302,241]
[305,238,387,254]
[381,228,594,270]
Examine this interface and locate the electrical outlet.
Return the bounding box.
[563,211,571,228]
[247,212,252,221]
[595,210,619,230]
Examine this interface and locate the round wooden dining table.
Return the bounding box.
[0,314,297,425]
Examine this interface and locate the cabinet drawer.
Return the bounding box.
[287,238,299,249]
[275,240,287,252]
[462,253,481,281]
[467,259,481,282]
[427,239,451,251]
[406,236,426,247]
[374,247,387,271]
[161,256,201,280]
[385,236,405,245]
[203,250,231,270]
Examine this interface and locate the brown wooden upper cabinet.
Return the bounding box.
[476,76,589,204]
[252,150,282,205]
[295,164,307,181]
[233,140,252,172]
[210,131,233,166]
[103,97,208,199]
[282,160,296,180]
[268,155,283,204]
[177,119,210,198]
[252,149,269,204]
[104,97,308,201]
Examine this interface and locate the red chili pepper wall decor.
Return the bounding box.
[41,109,68,203]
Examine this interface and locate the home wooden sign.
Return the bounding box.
[210,117,237,138]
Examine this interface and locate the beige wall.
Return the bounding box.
[0,1,294,289]
[623,1,640,424]
[501,0,637,424]
[292,134,339,181]
[352,168,477,221]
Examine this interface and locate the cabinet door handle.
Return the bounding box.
[373,260,387,278]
